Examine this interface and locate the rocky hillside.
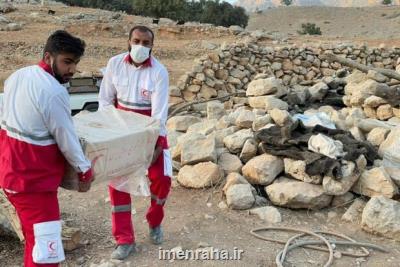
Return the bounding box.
[247,5,400,40]
[236,0,400,11]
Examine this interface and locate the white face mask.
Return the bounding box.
[130,44,151,64]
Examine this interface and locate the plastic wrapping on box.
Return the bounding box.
[61,106,160,196]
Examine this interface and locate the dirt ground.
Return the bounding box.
[2,181,400,267]
[2,3,400,267]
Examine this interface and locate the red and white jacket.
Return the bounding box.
[0,62,91,192]
[99,53,169,149]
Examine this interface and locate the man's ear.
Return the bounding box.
[43,52,52,65]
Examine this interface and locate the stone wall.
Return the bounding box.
[170,42,400,104]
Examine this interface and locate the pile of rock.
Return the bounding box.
[0,3,17,14]
[59,11,123,24]
[171,42,400,105]
[0,15,21,31]
[167,63,400,239]
[343,69,400,123]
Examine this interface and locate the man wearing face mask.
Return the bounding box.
[0,30,94,266]
[99,25,172,260]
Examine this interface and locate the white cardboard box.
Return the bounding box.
[61,106,160,194]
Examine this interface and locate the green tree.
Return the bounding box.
[382,0,392,5]
[281,0,293,6]
[298,23,321,35]
[55,0,249,28]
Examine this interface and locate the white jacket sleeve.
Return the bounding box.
[151,67,169,138]
[43,91,91,173]
[99,59,117,109]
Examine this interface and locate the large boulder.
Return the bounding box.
[284,158,322,184]
[210,126,239,148]
[223,129,254,153]
[342,198,366,223]
[223,172,249,195]
[308,82,328,101]
[265,177,332,210]
[364,96,388,108]
[181,136,217,166]
[172,132,206,162]
[242,154,283,185]
[240,139,258,163]
[346,79,389,107]
[252,115,272,131]
[362,196,400,241]
[167,116,202,132]
[187,119,218,135]
[235,110,256,128]
[322,161,360,195]
[218,153,243,175]
[177,162,224,188]
[367,127,390,147]
[376,104,393,121]
[269,109,292,127]
[226,184,255,210]
[248,96,288,111]
[352,167,398,198]
[246,77,283,97]
[207,101,225,120]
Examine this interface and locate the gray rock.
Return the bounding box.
[352,167,398,198]
[167,116,202,132]
[248,96,288,111]
[367,70,389,83]
[342,198,367,223]
[230,69,247,80]
[169,86,181,97]
[242,154,283,185]
[266,177,332,210]
[364,96,388,108]
[207,101,225,120]
[235,110,256,128]
[367,127,390,147]
[181,136,217,166]
[252,115,272,131]
[215,69,229,80]
[331,192,355,207]
[177,162,224,188]
[376,104,393,121]
[226,184,255,210]
[250,206,282,223]
[284,158,322,184]
[199,85,217,100]
[362,196,400,240]
[211,126,239,148]
[308,82,328,101]
[223,172,249,195]
[6,22,21,31]
[218,153,243,175]
[187,119,218,135]
[229,25,244,35]
[323,161,360,195]
[269,108,292,127]
[246,77,283,97]
[240,138,258,163]
[167,130,184,148]
[172,132,206,162]
[223,129,253,153]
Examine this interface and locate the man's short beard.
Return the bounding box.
[52,61,68,84]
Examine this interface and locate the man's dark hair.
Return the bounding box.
[43,30,86,59]
[129,25,154,42]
